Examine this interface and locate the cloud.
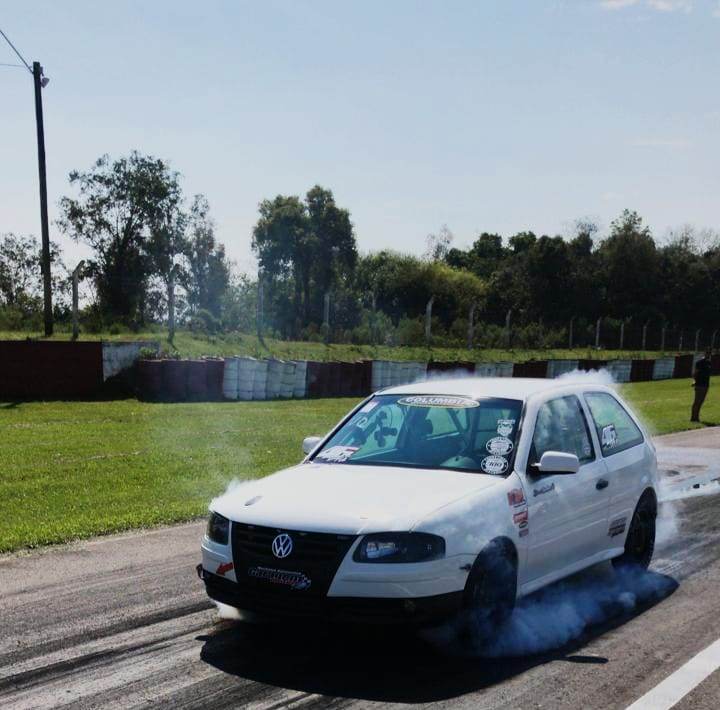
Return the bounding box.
[600,0,693,10]
[600,0,640,7]
[630,137,692,148]
[647,0,692,11]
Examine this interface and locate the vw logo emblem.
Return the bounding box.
[271,533,293,559]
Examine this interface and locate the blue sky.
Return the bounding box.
[1,0,719,273]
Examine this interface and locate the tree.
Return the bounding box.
[58,152,182,324]
[251,186,357,335]
[183,195,230,320]
[146,203,186,341]
[598,210,660,321]
[252,195,309,334]
[424,224,454,262]
[305,185,357,324]
[0,233,67,319]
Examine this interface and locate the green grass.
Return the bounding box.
[620,378,719,436]
[1,379,716,554]
[0,328,680,363]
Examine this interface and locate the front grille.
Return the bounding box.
[231,522,356,598]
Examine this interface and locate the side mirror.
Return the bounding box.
[302,436,322,456]
[534,451,580,475]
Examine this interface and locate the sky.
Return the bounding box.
[1,0,719,274]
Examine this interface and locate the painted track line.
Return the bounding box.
[625,637,720,710]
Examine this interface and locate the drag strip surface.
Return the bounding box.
[1,428,719,709]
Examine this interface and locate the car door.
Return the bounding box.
[583,391,650,550]
[521,394,611,585]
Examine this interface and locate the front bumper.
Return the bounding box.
[198,565,463,626]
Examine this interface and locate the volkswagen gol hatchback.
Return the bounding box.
[198,378,658,627]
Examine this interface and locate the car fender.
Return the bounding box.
[412,472,529,568]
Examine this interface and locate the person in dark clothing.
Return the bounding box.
[691,349,713,422]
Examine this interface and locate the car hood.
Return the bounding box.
[211,463,501,535]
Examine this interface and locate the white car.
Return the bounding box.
[198,378,658,627]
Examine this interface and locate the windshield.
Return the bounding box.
[312,394,523,474]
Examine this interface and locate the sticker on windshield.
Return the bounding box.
[480,455,509,475]
[398,395,479,409]
[316,445,359,463]
[486,436,513,456]
[496,419,515,437]
[601,424,618,449]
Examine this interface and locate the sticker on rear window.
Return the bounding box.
[360,401,378,413]
[480,455,509,475]
[398,396,479,409]
[486,436,513,456]
[601,424,618,449]
[316,445,359,463]
[496,419,515,437]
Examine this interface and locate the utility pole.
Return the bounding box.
[0,30,53,335]
[33,61,53,336]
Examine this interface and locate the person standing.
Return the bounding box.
[691,349,713,422]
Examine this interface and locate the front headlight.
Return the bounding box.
[353,532,445,563]
[207,512,229,545]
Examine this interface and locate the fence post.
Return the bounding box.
[425,295,435,346]
[467,302,476,350]
[694,329,701,353]
[568,317,574,350]
[71,260,85,342]
[619,321,625,350]
[256,269,265,345]
[323,292,331,344]
[505,309,512,349]
[595,317,601,349]
[712,329,718,350]
[642,320,649,352]
[679,330,683,351]
[661,324,666,352]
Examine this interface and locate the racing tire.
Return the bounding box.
[460,539,517,641]
[612,493,656,571]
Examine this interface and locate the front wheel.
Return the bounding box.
[612,494,656,571]
[461,540,517,641]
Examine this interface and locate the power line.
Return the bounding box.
[0,62,25,68]
[0,27,32,74]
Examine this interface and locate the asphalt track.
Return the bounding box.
[2,428,720,709]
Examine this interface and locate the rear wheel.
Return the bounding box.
[461,539,517,641]
[612,493,656,571]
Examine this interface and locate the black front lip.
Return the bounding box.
[198,566,463,626]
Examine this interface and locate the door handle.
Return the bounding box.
[596,479,609,490]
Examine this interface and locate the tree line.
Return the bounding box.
[1,150,719,348]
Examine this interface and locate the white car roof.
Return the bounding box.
[379,377,610,402]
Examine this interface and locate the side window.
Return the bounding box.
[530,395,595,466]
[584,392,643,456]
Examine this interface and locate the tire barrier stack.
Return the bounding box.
[475,362,513,377]
[139,357,225,402]
[370,360,427,389]
[652,357,676,380]
[547,359,579,378]
[132,352,704,403]
[605,360,632,383]
[512,360,549,378]
[673,354,694,379]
